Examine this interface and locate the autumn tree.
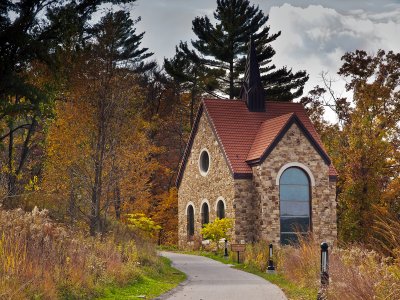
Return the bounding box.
[301,50,400,243]
[165,0,308,100]
[201,218,233,250]
[151,188,179,244]
[43,10,159,235]
[338,50,400,242]
[0,0,137,207]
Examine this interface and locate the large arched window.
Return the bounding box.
[201,202,209,226]
[279,167,311,244]
[187,205,194,238]
[216,200,225,219]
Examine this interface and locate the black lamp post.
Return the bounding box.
[317,242,329,300]
[320,242,329,286]
[224,239,228,257]
[267,243,275,272]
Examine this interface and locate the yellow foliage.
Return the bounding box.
[152,188,178,245]
[201,218,234,248]
[42,85,162,225]
[125,213,161,238]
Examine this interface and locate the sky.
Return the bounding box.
[125,0,400,118]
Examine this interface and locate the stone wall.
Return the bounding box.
[252,123,337,245]
[178,113,235,247]
[233,179,257,243]
[178,115,337,247]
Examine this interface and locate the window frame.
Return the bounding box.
[187,204,195,239]
[201,202,210,226]
[216,199,225,219]
[279,166,312,244]
[198,148,211,176]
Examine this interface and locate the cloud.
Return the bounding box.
[132,1,400,122]
[268,4,400,103]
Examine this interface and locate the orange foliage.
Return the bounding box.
[151,188,178,245]
[42,86,162,228]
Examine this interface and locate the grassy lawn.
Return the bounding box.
[97,257,186,300]
[162,248,317,300]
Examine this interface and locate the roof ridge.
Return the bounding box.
[246,112,296,162]
[266,101,303,105]
[203,98,304,105]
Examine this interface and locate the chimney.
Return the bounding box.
[239,37,265,112]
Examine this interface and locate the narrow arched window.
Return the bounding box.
[201,202,209,226]
[280,167,311,245]
[217,200,225,219]
[187,205,194,237]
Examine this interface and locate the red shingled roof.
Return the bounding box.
[246,112,294,162]
[176,99,337,187]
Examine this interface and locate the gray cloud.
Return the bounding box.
[268,4,400,89]
[132,0,400,120]
[134,1,400,62]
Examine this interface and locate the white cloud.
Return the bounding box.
[132,1,400,122]
[268,3,400,112]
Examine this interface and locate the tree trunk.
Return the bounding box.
[90,100,106,236]
[4,115,37,209]
[68,170,76,227]
[5,121,16,209]
[190,73,197,129]
[114,185,121,220]
[229,60,234,99]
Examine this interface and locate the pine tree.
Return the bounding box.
[0,1,137,207]
[164,42,221,128]
[89,10,155,73]
[166,0,308,100]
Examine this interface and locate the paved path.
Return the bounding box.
[158,252,287,300]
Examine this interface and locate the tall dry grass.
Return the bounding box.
[0,207,159,299]
[328,247,400,300]
[278,236,321,290]
[243,233,400,299]
[244,240,270,270]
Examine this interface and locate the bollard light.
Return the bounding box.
[267,243,275,271]
[224,239,228,257]
[320,242,329,286]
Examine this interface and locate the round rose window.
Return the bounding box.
[199,150,210,175]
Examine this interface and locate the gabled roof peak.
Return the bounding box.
[239,37,265,112]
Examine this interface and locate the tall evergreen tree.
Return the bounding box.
[166,0,308,100]
[69,10,154,235]
[89,11,155,73]
[164,42,221,128]
[0,0,137,207]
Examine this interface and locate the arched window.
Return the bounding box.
[217,200,225,219]
[280,167,311,245]
[201,202,209,226]
[187,205,194,237]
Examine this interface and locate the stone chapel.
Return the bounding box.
[176,39,337,247]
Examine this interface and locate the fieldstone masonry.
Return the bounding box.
[251,123,337,245]
[178,113,337,247]
[178,114,235,248]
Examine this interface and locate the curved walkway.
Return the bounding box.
[158,251,287,300]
